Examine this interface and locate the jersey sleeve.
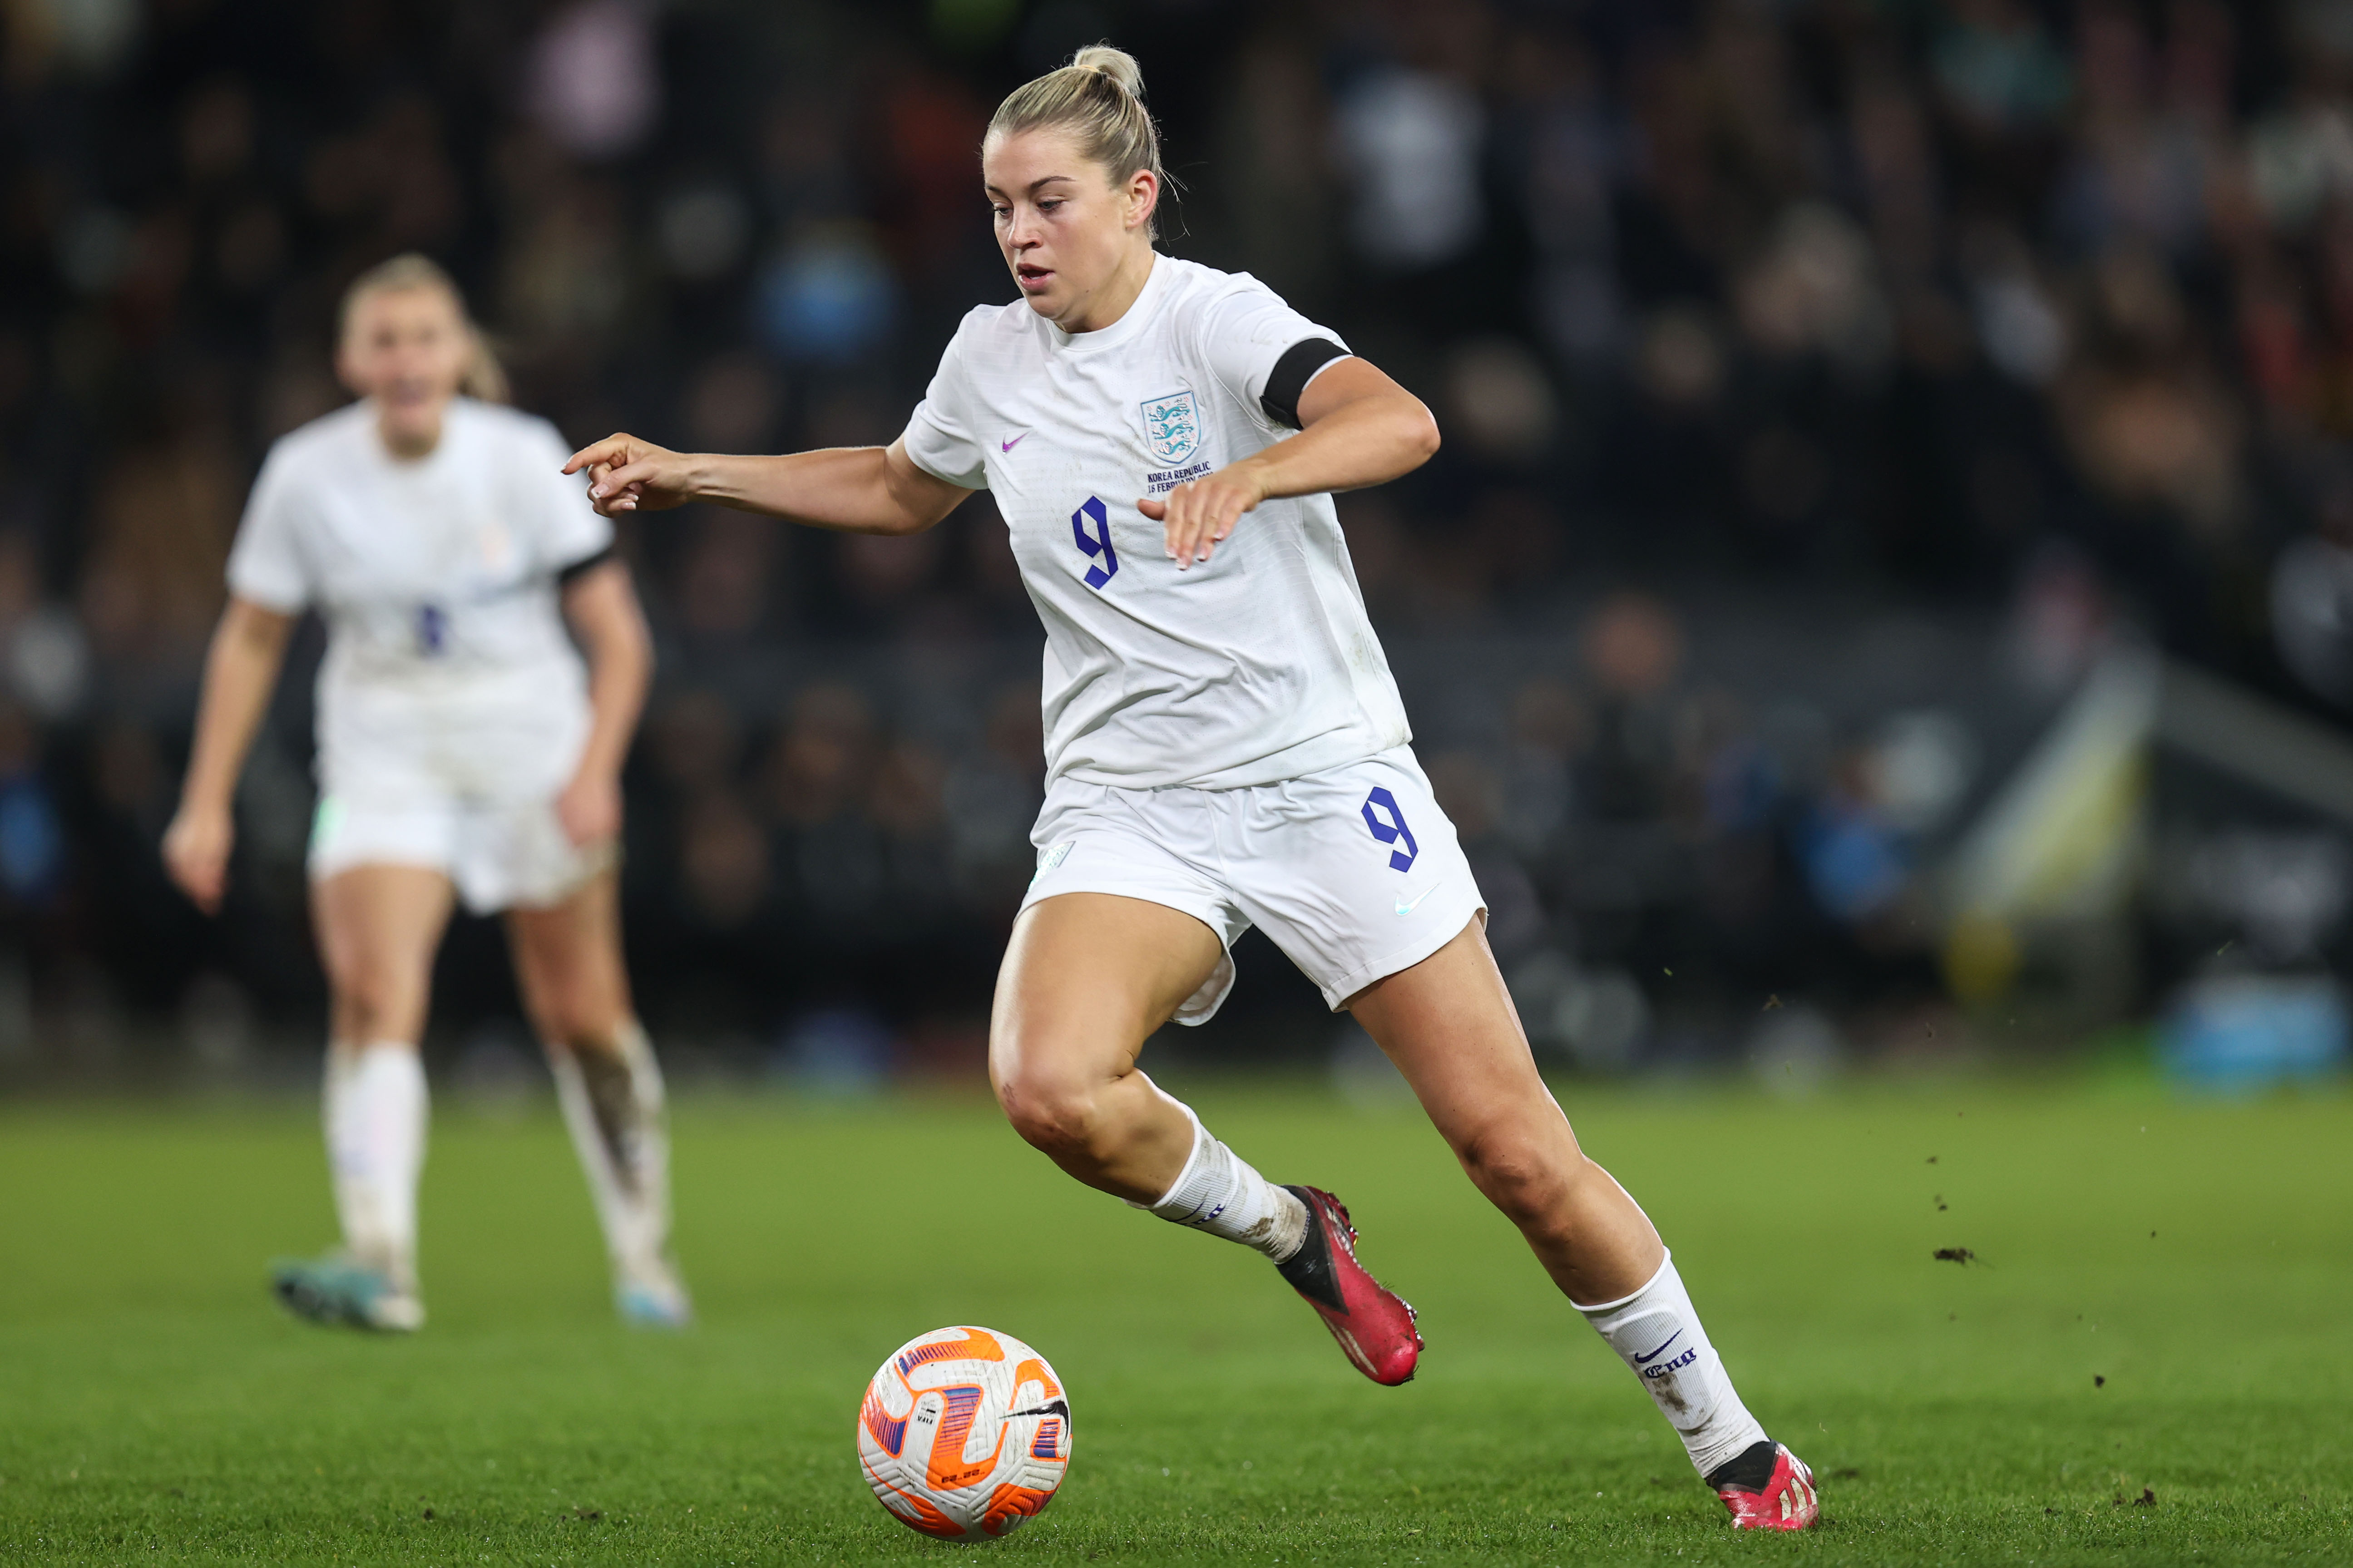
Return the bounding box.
[1197,281,1351,430]
[516,416,612,575]
[224,444,313,613]
[899,326,990,490]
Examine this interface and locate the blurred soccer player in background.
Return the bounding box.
[163,256,688,1332]
[567,47,1814,1530]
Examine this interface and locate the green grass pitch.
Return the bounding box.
[2,1076,2348,1565]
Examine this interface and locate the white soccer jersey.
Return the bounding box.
[900,255,1411,790]
[227,397,610,800]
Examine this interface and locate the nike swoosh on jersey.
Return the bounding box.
[1394,879,1446,916]
[1000,431,1029,452]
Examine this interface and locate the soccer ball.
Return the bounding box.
[857,1325,1072,1542]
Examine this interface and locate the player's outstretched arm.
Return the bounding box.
[561,435,971,537]
[163,597,298,913]
[1143,357,1440,569]
[554,559,652,848]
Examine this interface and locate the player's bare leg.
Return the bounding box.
[508,868,689,1326]
[317,863,452,1046]
[991,892,1421,1383]
[989,892,1212,1201]
[1344,919,1662,1302]
[1348,916,1816,1528]
[273,864,453,1331]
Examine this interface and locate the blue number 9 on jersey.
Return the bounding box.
[1071,496,1118,590]
[1361,787,1418,872]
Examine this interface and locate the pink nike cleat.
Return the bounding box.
[1274,1185,1421,1386]
[1709,1441,1819,1531]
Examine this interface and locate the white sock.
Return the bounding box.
[323,1041,428,1294]
[550,1019,674,1282]
[1135,1104,1309,1262]
[1577,1251,1769,1479]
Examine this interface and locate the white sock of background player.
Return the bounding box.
[1135,1103,1309,1262]
[323,1041,428,1296]
[1577,1250,1770,1479]
[549,1019,677,1287]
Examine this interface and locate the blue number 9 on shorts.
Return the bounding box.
[1360,786,1418,872]
[1071,496,1118,589]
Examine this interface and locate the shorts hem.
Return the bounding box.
[1017,880,1233,943]
[499,841,618,914]
[308,852,452,885]
[1016,881,1241,1026]
[1316,897,1488,1012]
[306,843,613,917]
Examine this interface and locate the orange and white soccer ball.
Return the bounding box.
[857,1325,1072,1542]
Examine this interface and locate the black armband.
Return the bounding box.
[1261,338,1350,429]
[556,544,618,586]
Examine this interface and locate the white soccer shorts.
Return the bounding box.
[1020,745,1486,1022]
[309,790,612,916]
[308,674,608,914]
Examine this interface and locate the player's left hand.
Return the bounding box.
[556,770,623,848]
[1139,466,1265,571]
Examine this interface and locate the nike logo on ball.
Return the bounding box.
[1394,880,1444,916]
[1634,1330,1683,1364]
[1001,432,1029,451]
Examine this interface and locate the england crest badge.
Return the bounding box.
[1139,390,1201,467]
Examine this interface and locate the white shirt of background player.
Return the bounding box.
[164,260,685,1333]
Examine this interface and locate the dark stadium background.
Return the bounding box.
[2,0,2350,1092]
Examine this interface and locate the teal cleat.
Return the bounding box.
[614,1259,693,1329]
[268,1253,424,1332]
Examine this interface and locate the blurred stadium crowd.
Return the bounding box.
[3,0,2352,1080]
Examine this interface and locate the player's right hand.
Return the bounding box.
[162,804,234,915]
[563,433,698,517]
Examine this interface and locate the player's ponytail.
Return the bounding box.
[338,252,510,405]
[988,43,1167,237]
[459,334,509,405]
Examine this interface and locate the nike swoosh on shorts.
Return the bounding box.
[1000,432,1028,451]
[1394,879,1446,916]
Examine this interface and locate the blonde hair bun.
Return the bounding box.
[1069,43,1144,99]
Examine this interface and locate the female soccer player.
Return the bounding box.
[165,255,690,1333]
[566,49,1814,1528]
